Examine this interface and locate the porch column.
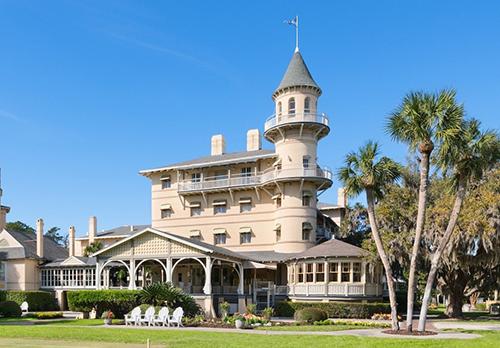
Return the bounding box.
[203,257,212,295]
[324,260,328,296]
[237,263,244,295]
[128,259,136,290]
[166,257,172,283]
[95,262,101,290]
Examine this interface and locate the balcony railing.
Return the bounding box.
[289,283,383,297]
[177,166,332,193]
[264,112,329,132]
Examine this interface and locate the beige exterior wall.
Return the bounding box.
[2,259,40,290]
[75,237,126,257]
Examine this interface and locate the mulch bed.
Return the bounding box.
[382,330,438,336]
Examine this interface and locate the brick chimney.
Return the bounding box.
[211,134,225,156]
[36,218,44,258]
[0,206,8,232]
[246,129,261,152]
[68,226,76,257]
[88,216,97,244]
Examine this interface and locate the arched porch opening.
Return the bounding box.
[211,260,241,295]
[100,260,131,289]
[135,259,167,288]
[171,257,206,295]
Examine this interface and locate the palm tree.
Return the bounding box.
[417,119,500,331]
[386,89,462,331]
[337,141,401,331]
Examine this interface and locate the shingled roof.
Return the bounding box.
[2,229,68,261]
[275,51,321,94]
[287,238,368,260]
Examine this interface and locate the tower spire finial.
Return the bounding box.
[285,16,299,52]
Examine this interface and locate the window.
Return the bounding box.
[329,262,338,282]
[353,262,362,282]
[178,273,183,282]
[0,262,5,282]
[161,208,172,219]
[214,233,226,245]
[278,101,282,116]
[213,200,227,215]
[240,232,251,244]
[288,97,295,115]
[341,262,351,282]
[191,173,201,182]
[241,167,252,176]
[316,263,325,282]
[240,203,252,213]
[191,206,201,216]
[298,265,304,283]
[302,222,312,240]
[304,97,311,113]
[302,156,310,168]
[275,225,281,242]
[306,264,314,282]
[161,176,171,189]
[302,191,312,206]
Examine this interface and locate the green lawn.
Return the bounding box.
[255,324,369,331]
[0,325,498,348]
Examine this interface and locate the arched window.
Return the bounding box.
[277,102,282,116]
[288,97,295,115]
[304,97,311,114]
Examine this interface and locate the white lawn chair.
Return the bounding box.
[153,307,169,327]
[140,306,156,326]
[20,302,29,312]
[168,307,184,327]
[124,306,141,326]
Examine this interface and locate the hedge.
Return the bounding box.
[0,290,58,311]
[274,301,391,319]
[67,290,140,318]
[0,300,22,317]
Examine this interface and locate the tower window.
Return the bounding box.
[302,191,312,206]
[288,97,295,115]
[302,222,312,240]
[277,101,282,116]
[303,156,310,169]
[161,208,172,219]
[304,97,311,114]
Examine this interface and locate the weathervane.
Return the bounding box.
[285,16,299,52]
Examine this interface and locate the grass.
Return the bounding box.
[0,325,499,347]
[255,324,366,331]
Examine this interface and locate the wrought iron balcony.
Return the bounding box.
[177,166,333,193]
[264,112,329,132]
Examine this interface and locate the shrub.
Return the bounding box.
[262,307,273,320]
[275,301,391,319]
[139,282,201,317]
[220,301,230,318]
[246,303,256,315]
[0,301,22,318]
[30,311,64,319]
[294,308,328,323]
[67,290,140,318]
[2,291,58,311]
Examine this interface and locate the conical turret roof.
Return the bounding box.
[275,51,320,94]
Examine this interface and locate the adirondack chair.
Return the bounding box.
[168,307,184,327]
[153,307,169,327]
[140,306,156,326]
[124,306,141,326]
[20,302,29,312]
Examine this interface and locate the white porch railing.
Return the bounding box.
[290,283,383,297]
[178,166,332,192]
[264,112,329,132]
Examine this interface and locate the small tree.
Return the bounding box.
[83,241,103,257]
[337,141,401,331]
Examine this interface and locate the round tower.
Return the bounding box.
[264,50,332,253]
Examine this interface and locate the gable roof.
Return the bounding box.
[275,51,321,94]
[140,150,276,175]
[287,238,368,260]
[91,227,248,261]
[42,256,96,268]
[2,229,68,261]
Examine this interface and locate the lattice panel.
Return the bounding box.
[133,232,170,256]
[103,241,132,258]
[170,241,198,255]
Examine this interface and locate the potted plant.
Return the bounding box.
[220,301,230,319]
[101,310,114,325]
[233,314,245,329]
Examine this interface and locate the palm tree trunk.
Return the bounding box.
[406,150,431,332]
[366,188,400,331]
[417,175,467,332]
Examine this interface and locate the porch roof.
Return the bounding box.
[287,238,368,260]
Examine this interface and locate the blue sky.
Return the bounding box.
[1,0,499,237]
